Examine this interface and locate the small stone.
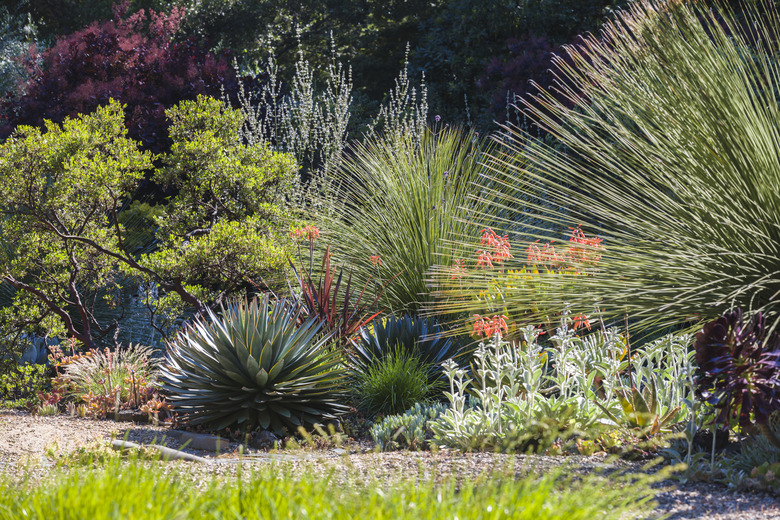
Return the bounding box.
[178,432,230,452]
[251,430,280,450]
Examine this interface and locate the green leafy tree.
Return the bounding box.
[0,101,154,348]
[0,96,297,349]
[140,96,298,330]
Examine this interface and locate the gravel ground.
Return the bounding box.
[1,410,778,519]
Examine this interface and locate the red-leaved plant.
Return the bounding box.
[1,1,240,154]
[288,227,396,346]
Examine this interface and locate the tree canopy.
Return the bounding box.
[0,96,297,349]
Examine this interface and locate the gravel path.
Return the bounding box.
[1,410,778,519]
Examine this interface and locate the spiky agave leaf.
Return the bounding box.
[160,295,348,433]
[433,0,780,333]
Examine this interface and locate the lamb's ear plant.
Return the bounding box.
[433,0,780,332]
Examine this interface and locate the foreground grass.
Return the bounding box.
[0,457,663,520]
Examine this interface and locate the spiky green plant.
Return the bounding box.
[354,349,435,418]
[160,295,348,433]
[595,377,681,437]
[434,0,780,332]
[317,125,504,313]
[349,314,467,385]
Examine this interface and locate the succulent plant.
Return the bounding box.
[370,402,447,451]
[694,309,780,447]
[349,314,465,385]
[161,295,348,433]
[596,377,681,437]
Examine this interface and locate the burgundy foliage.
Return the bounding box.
[694,309,780,429]
[0,3,240,154]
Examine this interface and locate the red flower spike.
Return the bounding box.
[572,315,591,331]
[450,258,467,279]
[476,250,494,269]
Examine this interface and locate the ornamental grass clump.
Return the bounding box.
[160,295,348,433]
[53,343,161,418]
[318,125,504,313]
[354,349,435,418]
[435,0,780,331]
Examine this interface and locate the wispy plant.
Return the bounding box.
[366,44,428,145]
[317,126,503,313]
[234,33,353,179]
[434,0,780,331]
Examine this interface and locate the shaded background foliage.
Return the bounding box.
[0,0,631,132]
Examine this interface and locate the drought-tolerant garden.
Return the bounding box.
[1,0,780,518]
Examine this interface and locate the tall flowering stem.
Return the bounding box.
[290,224,321,275]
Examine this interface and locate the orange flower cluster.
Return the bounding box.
[369,254,382,267]
[476,228,513,269]
[572,314,591,331]
[473,314,509,339]
[526,225,603,272]
[450,258,467,279]
[289,225,321,241]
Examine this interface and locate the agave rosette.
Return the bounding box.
[161,295,348,433]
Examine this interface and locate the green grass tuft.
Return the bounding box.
[0,457,663,520]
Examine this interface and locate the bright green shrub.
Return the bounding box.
[0,95,299,348]
[0,363,48,409]
[353,349,434,418]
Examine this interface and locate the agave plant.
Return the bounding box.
[433,0,780,332]
[348,314,466,385]
[596,377,681,437]
[160,295,348,433]
[694,309,780,447]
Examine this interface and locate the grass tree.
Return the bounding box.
[435,0,780,332]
